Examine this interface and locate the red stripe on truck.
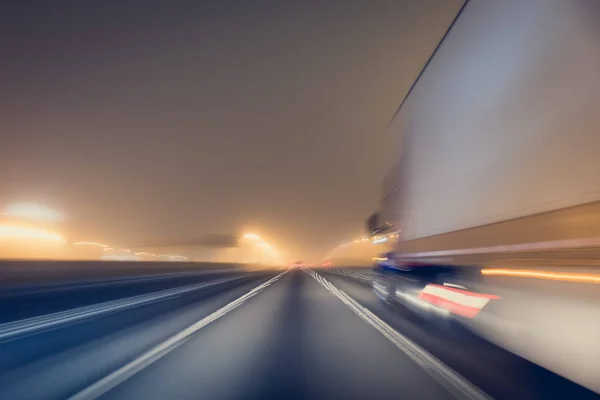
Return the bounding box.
[418,284,499,319]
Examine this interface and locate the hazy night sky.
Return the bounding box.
[1,0,461,260]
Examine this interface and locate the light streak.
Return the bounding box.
[482,268,600,284]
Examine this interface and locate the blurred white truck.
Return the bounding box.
[369,0,600,394]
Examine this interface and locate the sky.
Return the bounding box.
[0,0,462,261]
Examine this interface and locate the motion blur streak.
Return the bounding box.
[481,268,600,284]
[0,276,247,341]
[2,268,598,399]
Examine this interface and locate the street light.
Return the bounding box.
[0,225,65,242]
[243,233,262,241]
[73,241,109,248]
[240,232,285,266]
[1,203,63,223]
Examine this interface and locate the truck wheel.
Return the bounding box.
[373,277,395,304]
[384,280,396,303]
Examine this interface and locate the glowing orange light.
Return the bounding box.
[0,224,65,242]
[481,268,600,284]
[1,203,63,222]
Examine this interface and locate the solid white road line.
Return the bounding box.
[68,271,287,400]
[306,270,491,400]
[0,275,250,342]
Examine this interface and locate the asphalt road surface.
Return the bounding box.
[0,269,596,400]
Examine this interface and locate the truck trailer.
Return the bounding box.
[369,0,600,394]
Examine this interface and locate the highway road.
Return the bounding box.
[0,268,597,400]
[0,269,244,323]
